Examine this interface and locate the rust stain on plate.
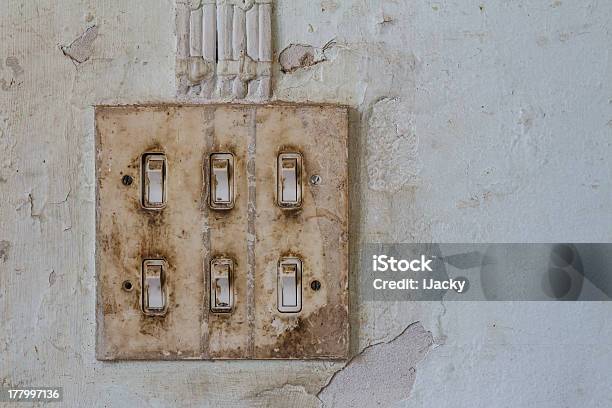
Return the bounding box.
[95,104,349,360]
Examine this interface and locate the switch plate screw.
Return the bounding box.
[122,280,134,292]
[122,175,133,186]
[310,280,322,291]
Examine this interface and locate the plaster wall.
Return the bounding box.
[1,0,611,407]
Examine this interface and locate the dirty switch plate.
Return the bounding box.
[95,104,349,360]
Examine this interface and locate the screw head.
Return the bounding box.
[122,280,134,292]
[122,175,133,186]
[310,280,322,291]
[310,174,322,185]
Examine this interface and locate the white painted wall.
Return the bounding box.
[1,0,611,406]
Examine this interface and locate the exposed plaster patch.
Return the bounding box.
[366,97,419,192]
[279,44,319,73]
[279,41,334,73]
[61,26,98,64]
[318,322,434,407]
[0,240,11,263]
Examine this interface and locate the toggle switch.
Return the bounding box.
[277,153,302,209]
[277,257,302,313]
[142,259,167,316]
[210,257,234,313]
[142,153,167,209]
[209,153,235,210]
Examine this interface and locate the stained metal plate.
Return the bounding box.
[95,104,348,360]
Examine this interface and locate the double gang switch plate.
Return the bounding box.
[95,104,349,360]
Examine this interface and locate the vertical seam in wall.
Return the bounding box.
[246,107,257,357]
[201,108,213,358]
[94,108,104,359]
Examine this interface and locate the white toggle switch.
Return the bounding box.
[277,257,302,313]
[142,259,167,316]
[209,153,234,210]
[277,153,302,209]
[142,153,167,209]
[210,258,233,313]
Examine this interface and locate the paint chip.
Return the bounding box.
[61,26,99,64]
[318,323,434,407]
[279,42,333,73]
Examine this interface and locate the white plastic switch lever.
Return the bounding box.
[277,153,302,209]
[210,258,233,313]
[142,259,167,316]
[209,153,234,210]
[277,257,302,313]
[142,154,167,209]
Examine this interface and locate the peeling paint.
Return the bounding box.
[61,25,98,64]
[318,322,434,407]
[1,0,611,406]
[279,42,333,73]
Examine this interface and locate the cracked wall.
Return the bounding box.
[1,0,612,407]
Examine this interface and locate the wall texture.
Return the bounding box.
[1,0,611,407]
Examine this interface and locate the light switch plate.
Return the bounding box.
[95,104,349,360]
